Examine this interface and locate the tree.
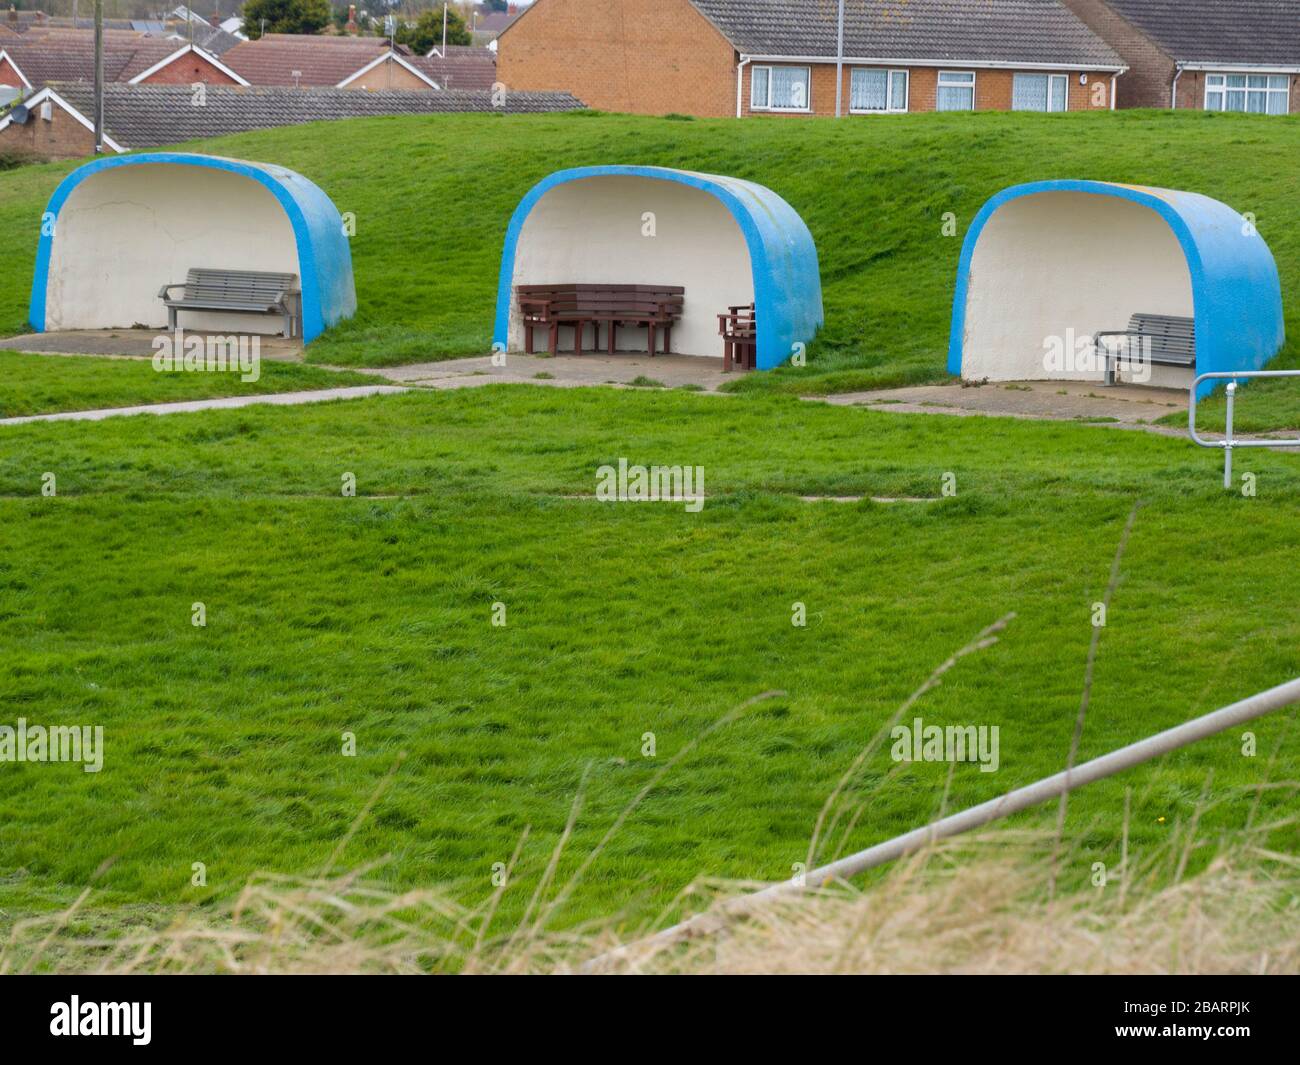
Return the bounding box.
[240,0,332,39]
[396,7,472,53]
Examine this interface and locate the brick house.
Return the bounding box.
[221,37,498,90]
[0,82,583,160]
[0,32,248,98]
[1063,0,1300,113]
[0,30,497,104]
[498,0,1126,117]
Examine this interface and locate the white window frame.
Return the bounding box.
[1012,72,1069,113]
[1204,72,1290,114]
[848,67,909,114]
[936,70,976,112]
[750,65,812,113]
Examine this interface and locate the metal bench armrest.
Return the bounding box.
[158,282,187,300]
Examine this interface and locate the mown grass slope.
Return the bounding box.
[1,383,1297,931]
[0,352,373,418]
[0,109,1298,407]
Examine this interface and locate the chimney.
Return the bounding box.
[507,3,518,14]
[7,5,17,27]
[345,3,357,33]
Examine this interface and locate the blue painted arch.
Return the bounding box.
[29,152,356,343]
[494,165,823,370]
[948,180,1284,398]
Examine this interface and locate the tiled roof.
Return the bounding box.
[475,11,520,33]
[1103,0,1300,66]
[190,24,244,56]
[413,49,497,90]
[223,38,496,88]
[0,35,185,86]
[40,82,584,148]
[223,39,410,86]
[687,0,1124,66]
[262,33,388,45]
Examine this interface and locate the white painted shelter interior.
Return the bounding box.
[45,163,299,335]
[961,192,1196,388]
[508,175,755,357]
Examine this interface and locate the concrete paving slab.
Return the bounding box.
[0,330,305,363]
[819,380,1187,429]
[350,352,733,391]
[0,386,407,426]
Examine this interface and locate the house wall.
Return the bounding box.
[740,64,1114,116]
[508,175,753,357]
[45,162,300,333]
[1173,70,1300,114]
[1061,0,1174,107]
[497,0,736,116]
[137,52,241,86]
[0,55,26,88]
[0,105,94,160]
[347,56,431,91]
[961,191,1194,387]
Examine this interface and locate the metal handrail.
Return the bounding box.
[1189,370,1300,488]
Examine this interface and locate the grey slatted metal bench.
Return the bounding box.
[159,269,302,338]
[1095,313,1195,385]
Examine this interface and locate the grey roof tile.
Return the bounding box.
[689,0,1124,66]
[46,82,584,149]
[1103,0,1300,66]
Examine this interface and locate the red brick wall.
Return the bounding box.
[1175,70,1300,114]
[741,64,1113,116]
[0,105,95,159]
[0,55,27,88]
[497,0,737,116]
[137,52,240,85]
[1061,0,1175,107]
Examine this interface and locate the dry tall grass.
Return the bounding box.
[4,822,1298,975]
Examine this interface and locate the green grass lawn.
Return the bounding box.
[1,109,1298,419]
[0,352,372,418]
[2,111,1299,956]
[2,378,1297,939]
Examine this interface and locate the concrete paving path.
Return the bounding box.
[0,386,407,426]
[350,352,735,391]
[0,329,305,362]
[819,379,1188,433]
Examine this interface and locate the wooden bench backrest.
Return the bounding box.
[518,283,684,317]
[1127,313,1195,363]
[184,269,298,305]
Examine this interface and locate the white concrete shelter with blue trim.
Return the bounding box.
[29,152,356,343]
[494,165,822,370]
[948,180,1284,396]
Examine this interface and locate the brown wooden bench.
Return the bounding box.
[517,283,685,356]
[718,303,756,372]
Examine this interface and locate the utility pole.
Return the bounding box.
[834,0,845,117]
[93,0,103,153]
[442,2,448,54]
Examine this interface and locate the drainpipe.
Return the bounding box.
[834,0,845,117]
[1170,64,1183,109]
[1110,72,1118,110]
[736,54,751,118]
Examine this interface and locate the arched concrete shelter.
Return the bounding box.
[948,180,1284,396]
[29,152,356,342]
[494,165,823,370]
